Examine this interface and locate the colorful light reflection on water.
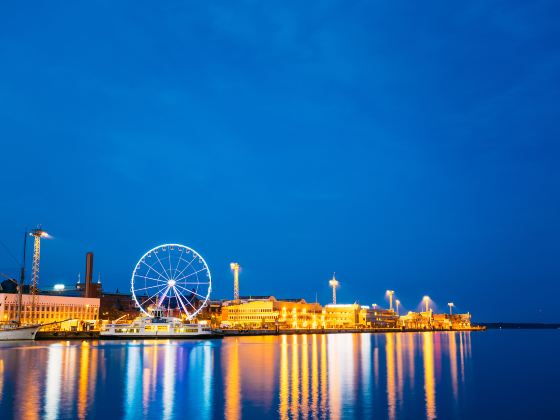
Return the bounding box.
[0,331,558,419]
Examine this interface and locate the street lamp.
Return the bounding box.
[396,299,400,315]
[423,295,430,312]
[329,273,339,304]
[29,227,51,323]
[386,290,395,311]
[448,302,454,315]
[230,262,240,301]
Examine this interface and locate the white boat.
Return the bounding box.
[0,324,41,341]
[100,308,222,340]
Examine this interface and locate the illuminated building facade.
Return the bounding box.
[221,296,322,329]
[360,307,400,328]
[398,310,472,330]
[432,313,472,330]
[399,311,433,329]
[323,304,360,328]
[0,293,100,330]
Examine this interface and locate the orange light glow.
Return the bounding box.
[422,332,437,420]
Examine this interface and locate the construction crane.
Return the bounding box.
[230,262,240,301]
[30,227,50,323]
[329,273,339,304]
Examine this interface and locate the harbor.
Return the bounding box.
[1,233,484,341]
[1,329,558,420]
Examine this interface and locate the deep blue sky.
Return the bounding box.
[1,1,559,322]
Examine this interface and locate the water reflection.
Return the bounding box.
[448,332,459,400]
[163,343,176,420]
[291,335,299,418]
[45,344,63,420]
[422,333,436,420]
[0,332,474,419]
[224,339,240,420]
[0,358,3,403]
[386,333,396,420]
[279,335,288,420]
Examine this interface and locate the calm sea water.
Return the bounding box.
[0,331,558,419]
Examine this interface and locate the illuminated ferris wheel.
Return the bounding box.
[131,244,212,320]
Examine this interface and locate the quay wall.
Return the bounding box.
[36,326,484,340]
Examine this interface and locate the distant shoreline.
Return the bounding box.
[480,322,560,329]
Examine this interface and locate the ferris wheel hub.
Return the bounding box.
[168,280,176,286]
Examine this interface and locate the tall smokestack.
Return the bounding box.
[85,252,93,298]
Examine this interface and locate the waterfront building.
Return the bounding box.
[432,313,472,330]
[197,300,223,326]
[0,293,100,330]
[360,306,400,328]
[221,296,322,329]
[399,311,432,329]
[99,291,143,320]
[324,304,360,328]
[399,310,472,330]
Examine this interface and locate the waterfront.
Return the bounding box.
[0,331,557,419]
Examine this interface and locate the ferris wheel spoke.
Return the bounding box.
[139,287,165,309]
[175,267,207,282]
[174,284,197,295]
[133,284,164,293]
[177,281,209,286]
[157,286,171,307]
[134,274,167,283]
[167,251,175,282]
[174,286,199,312]
[173,286,192,317]
[175,284,206,301]
[172,255,198,281]
[141,259,167,278]
[140,260,168,280]
[152,250,171,280]
[172,247,185,280]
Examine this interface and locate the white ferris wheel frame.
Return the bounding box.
[130,243,212,320]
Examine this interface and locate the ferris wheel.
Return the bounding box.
[131,244,212,320]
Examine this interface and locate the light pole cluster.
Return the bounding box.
[230,262,240,301]
[29,227,50,323]
[386,290,395,311]
[329,273,339,304]
[423,295,430,312]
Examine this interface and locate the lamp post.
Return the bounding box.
[230,262,240,301]
[423,295,430,312]
[329,273,339,304]
[448,302,454,315]
[29,227,50,324]
[395,299,400,316]
[387,290,395,311]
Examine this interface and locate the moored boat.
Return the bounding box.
[0,324,41,341]
[100,308,222,339]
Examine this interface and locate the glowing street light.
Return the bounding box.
[396,299,400,315]
[29,227,51,323]
[372,303,377,310]
[448,302,454,315]
[230,262,240,301]
[423,295,430,312]
[329,273,339,304]
[386,290,395,311]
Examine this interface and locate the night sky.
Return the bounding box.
[1,1,559,322]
